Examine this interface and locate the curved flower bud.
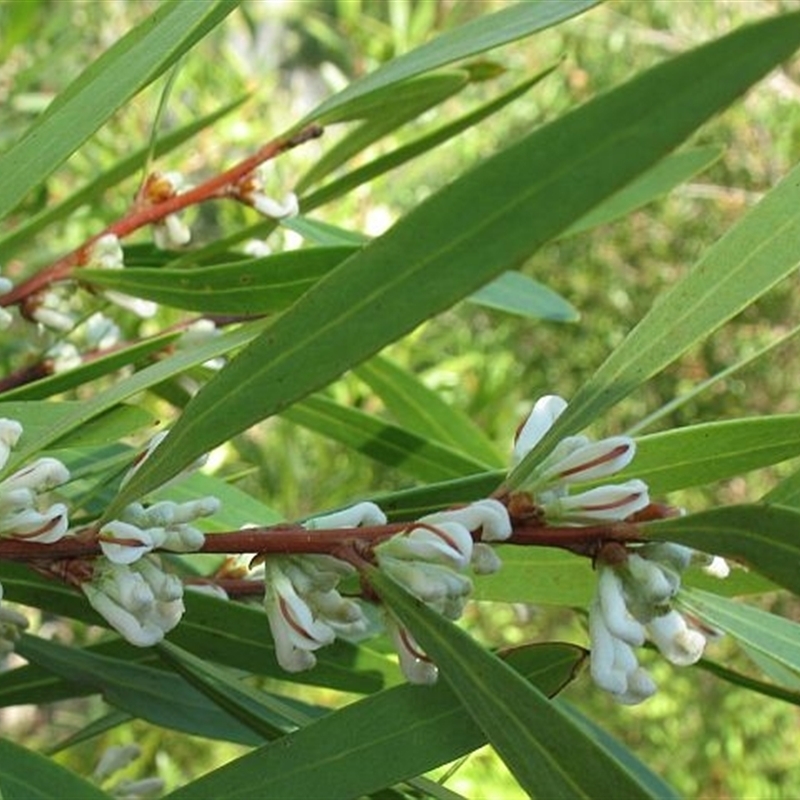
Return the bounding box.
[512,394,567,465]
[597,566,646,646]
[1,502,69,543]
[539,436,636,486]
[646,610,706,666]
[422,498,512,543]
[378,521,473,570]
[263,561,337,672]
[98,520,165,565]
[304,501,386,530]
[542,479,649,523]
[385,614,438,685]
[82,556,184,647]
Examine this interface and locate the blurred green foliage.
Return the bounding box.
[2,0,800,796]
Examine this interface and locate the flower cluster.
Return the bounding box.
[262,502,383,672]
[98,497,218,565]
[261,499,512,682]
[512,395,649,524]
[82,554,185,647]
[374,499,512,683]
[0,418,70,544]
[589,542,724,704]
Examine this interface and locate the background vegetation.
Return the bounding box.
[1,1,799,797]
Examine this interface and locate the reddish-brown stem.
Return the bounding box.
[0,519,644,563]
[0,124,324,308]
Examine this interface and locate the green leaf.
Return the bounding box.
[282,394,491,481]
[628,322,800,435]
[0,401,152,464]
[696,656,800,707]
[302,0,599,126]
[367,566,664,799]
[611,415,800,495]
[163,643,583,800]
[509,97,800,488]
[298,71,468,188]
[0,96,247,261]
[0,737,111,800]
[80,247,357,314]
[116,12,800,510]
[355,356,503,466]
[680,588,800,683]
[642,504,800,595]
[16,634,268,745]
[157,641,315,739]
[469,270,579,322]
[562,145,723,237]
[302,67,557,213]
[0,1,238,222]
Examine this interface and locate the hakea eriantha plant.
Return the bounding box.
[0,395,729,705]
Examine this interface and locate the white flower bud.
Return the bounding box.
[540,436,636,485]
[471,542,503,574]
[386,615,438,685]
[512,394,567,465]
[646,610,706,666]
[597,566,645,646]
[304,501,386,529]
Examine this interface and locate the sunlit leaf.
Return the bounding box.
[114,13,800,511]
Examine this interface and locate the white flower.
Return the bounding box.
[263,559,340,672]
[153,213,191,250]
[542,479,650,524]
[82,555,184,647]
[29,292,74,331]
[385,613,438,685]
[0,439,70,545]
[304,501,386,529]
[237,167,299,220]
[588,542,721,704]
[100,497,217,565]
[512,395,646,525]
[512,394,567,465]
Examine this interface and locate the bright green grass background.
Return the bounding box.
[1,0,799,796]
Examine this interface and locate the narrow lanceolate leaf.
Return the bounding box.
[0,738,112,800]
[367,567,664,800]
[761,465,800,509]
[282,394,490,482]
[302,68,557,213]
[80,247,356,314]
[355,356,503,467]
[0,1,237,221]
[302,0,599,125]
[509,67,800,485]
[15,635,265,745]
[610,416,800,495]
[470,270,579,322]
[562,145,722,238]
[114,13,800,511]
[163,643,583,800]
[680,588,800,684]
[642,504,800,595]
